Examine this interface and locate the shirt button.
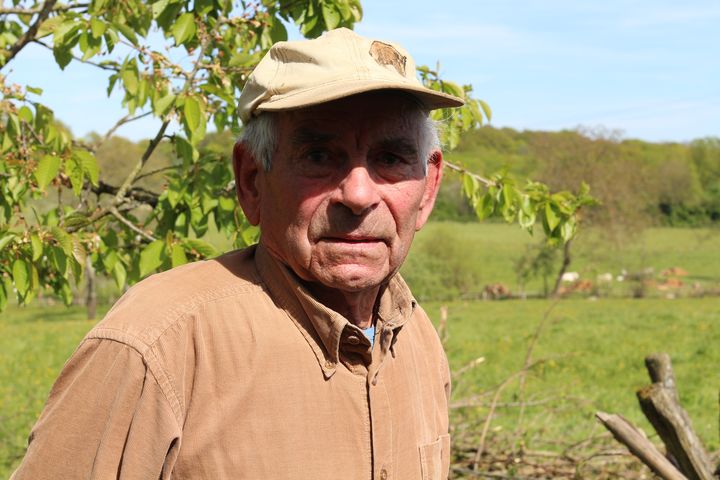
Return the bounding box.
[379,468,388,480]
[347,335,360,345]
[324,360,334,369]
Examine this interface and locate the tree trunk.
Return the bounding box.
[85,255,97,321]
[551,239,572,297]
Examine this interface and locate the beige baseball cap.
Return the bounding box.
[238,28,464,123]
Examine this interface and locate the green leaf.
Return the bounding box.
[544,203,560,232]
[172,13,196,46]
[0,233,16,251]
[174,135,197,164]
[153,92,176,117]
[184,239,219,258]
[475,192,494,220]
[156,1,183,30]
[72,238,86,266]
[267,17,288,43]
[90,17,106,38]
[26,86,43,95]
[59,281,73,306]
[193,0,213,15]
[102,249,118,271]
[49,246,68,276]
[461,173,478,200]
[64,211,90,229]
[1,132,13,153]
[321,3,341,29]
[113,261,127,289]
[218,195,235,213]
[0,279,6,312]
[239,224,259,247]
[79,33,101,61]
[52,46,73,69]
[166,183,182,208]
[12,259,30,298]
[151,0,171,19]
[36,16,63,38]
[121,66,139,95]
[18,106,33,123]
[171,243,188,267]
[53,19,79,45]
[51,226,73,256]
[34,154,61,189]
[104,28,118,52]
[183,95,201,132]
[228,52,255,68]
[64,156,84,195]
[74,150,99,186]
[91,0,108,13]
[560,218,576,242]
[30,233,43,261]
[112,22,139,46]
[479,99,492,122]
[182,95,205,144]
[139,239,166,277]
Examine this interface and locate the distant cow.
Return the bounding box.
[561,272,580,283]
[596,272,613,283]
[482,283,512,300]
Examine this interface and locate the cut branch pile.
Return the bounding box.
[596,353,718,480]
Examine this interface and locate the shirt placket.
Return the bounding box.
[368,323,395,480]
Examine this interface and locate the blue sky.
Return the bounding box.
[8,0,720,143]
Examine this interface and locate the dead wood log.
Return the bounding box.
[637,353,715,480]
[595,412,687,480]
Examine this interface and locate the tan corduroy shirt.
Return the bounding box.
[12,244,451,480]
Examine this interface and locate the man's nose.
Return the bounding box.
[336,166,381,215]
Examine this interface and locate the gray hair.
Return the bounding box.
[240,107,440,174]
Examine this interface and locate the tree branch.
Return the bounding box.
[112,28,212,206]
[33,39,120,72]
[96,111,152,150]
[93,180,159,207]
[445,160,495,187]
[0,2,88,15]
[135,165,180,182]
[109,206,156,242]
[1,0,58,69]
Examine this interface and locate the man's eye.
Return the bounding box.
[305,150,331,164]
[377,152,404,167]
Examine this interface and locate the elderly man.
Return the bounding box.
[12,28,462,479]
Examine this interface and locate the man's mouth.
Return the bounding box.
[321,235,384,244]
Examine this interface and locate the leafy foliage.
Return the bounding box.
[0,0,590,311]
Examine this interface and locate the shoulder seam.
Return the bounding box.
[86,282,265,426]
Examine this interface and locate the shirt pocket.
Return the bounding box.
[418,433,451,480]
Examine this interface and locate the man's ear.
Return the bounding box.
[415,149,443,231]
[232,142,262,226]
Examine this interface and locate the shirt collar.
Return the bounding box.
[253,243,416,378]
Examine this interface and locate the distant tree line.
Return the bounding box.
[435,127,720,230]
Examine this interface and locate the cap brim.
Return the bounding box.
[254,79,464,116]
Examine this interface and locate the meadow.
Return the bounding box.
[1,223,719,478]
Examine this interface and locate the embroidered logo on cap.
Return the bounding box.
[369,41,407,76]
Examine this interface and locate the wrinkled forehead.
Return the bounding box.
[277,91,428,139]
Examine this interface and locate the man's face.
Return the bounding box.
[243,92,442,294]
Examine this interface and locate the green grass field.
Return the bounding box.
[403,222,720,301]
[427,298,720,453]
[1,224,719,477]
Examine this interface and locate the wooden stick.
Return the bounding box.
[637,384,715,480]
[595,412,687,480]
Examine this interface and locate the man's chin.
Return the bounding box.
[312,264,392,293]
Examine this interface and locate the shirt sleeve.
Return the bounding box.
[11,337,181,480]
